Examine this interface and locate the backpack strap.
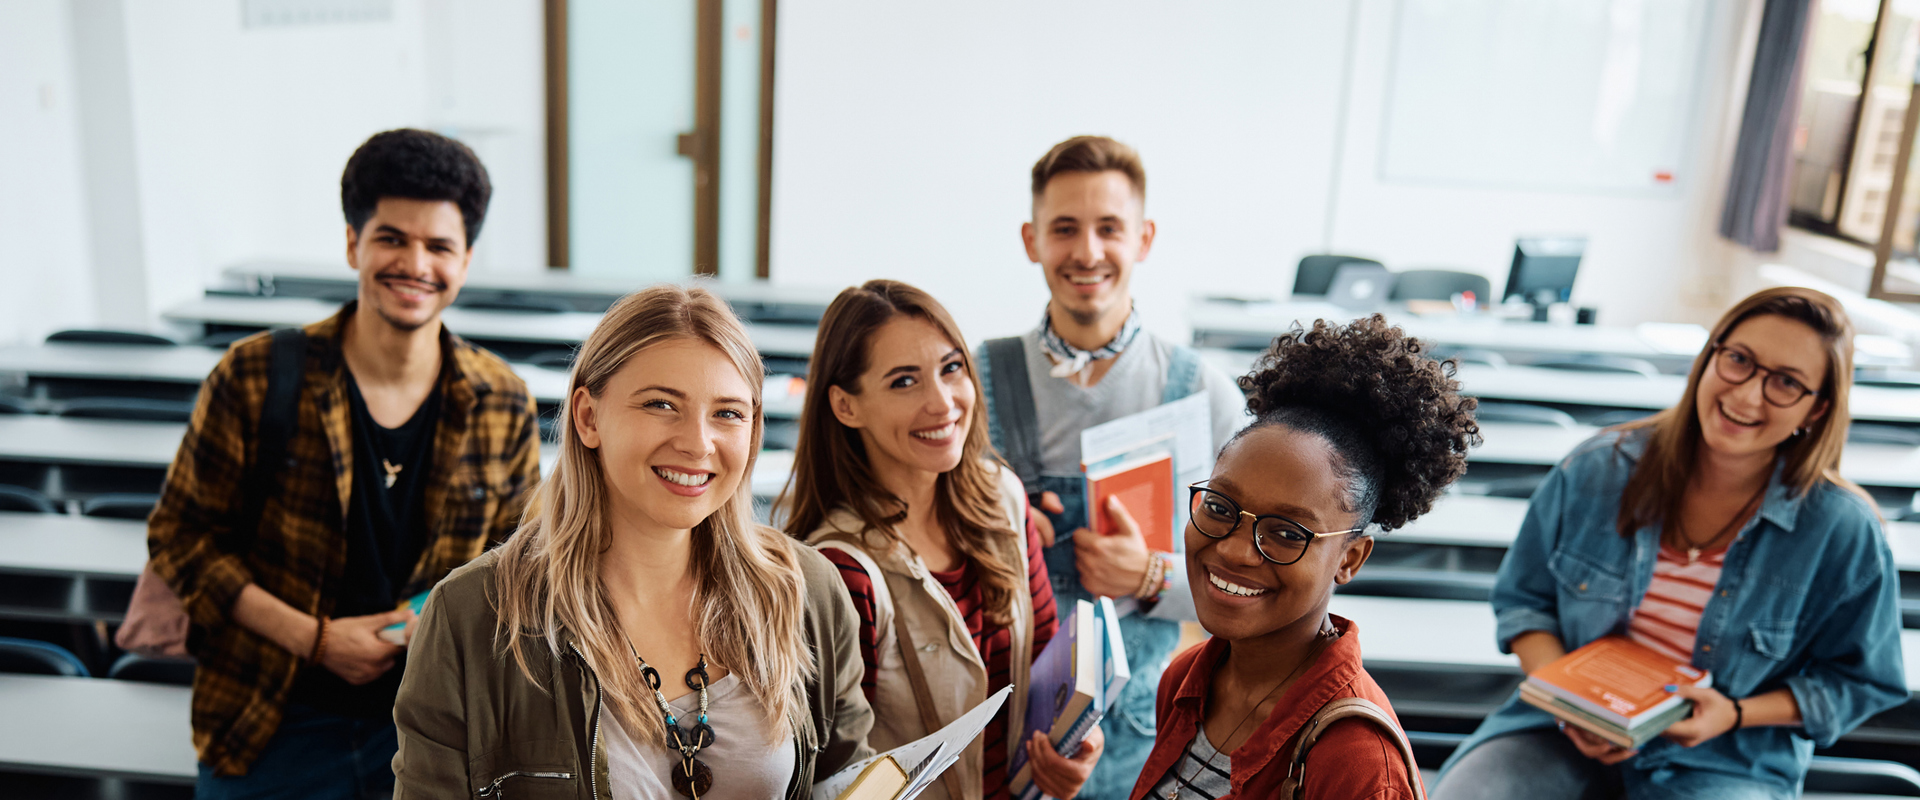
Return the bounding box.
[1162,344,1204,405]
[984,337,1043,490]
[232,328,308,549]
[1278,697,1427,800]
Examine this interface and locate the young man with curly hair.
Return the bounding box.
[146,129,542,798]
[1132,315,1479,799]
[977,135,1249,798]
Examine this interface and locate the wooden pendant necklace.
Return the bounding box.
[623,640,716,798]
[1675,483,1766,564]
[381,458,402,489]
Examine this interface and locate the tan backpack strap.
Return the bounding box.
[1277,697,1426,800]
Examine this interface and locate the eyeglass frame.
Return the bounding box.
[1186,482,1367,566]
[1707,342,1822,408]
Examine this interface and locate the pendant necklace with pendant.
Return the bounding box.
[381,459,402,489]
[623,639,716,799]
[1674,483,1766,564]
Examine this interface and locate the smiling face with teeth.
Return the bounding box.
[1693,315,1830,466]
[1021,170,1155,343]
[828,316,976,485]
[571,339,757,537]
[1187,426,1376,647]
[347,198,472,334]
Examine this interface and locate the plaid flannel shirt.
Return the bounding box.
[146,303,541,776]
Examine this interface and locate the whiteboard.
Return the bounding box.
[1379,0,1713,194]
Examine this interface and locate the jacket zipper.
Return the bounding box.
[569,641,605,800]
[475,770,573,798]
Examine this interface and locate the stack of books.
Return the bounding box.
[1519,636,1712,748]
[1008,598,1130,800]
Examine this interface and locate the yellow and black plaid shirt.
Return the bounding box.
[146,303,541,776]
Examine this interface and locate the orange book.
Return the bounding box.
[1525,636,1711,730]
[1086,452,1175,552]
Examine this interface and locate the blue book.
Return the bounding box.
[377,590,431,645]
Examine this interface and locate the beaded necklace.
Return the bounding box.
[623,640,716,798]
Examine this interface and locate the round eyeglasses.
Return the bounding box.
[1709,343,1821,408]
[1187,483,1366,566]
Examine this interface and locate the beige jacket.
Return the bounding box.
[806,465,1033,800]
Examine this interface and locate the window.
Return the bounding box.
[1788,0,1920,301]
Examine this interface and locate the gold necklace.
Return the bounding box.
[1169,621,1337,800]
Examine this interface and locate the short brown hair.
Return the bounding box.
[1031,135,1146,201]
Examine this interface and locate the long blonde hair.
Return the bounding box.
[491,284,809,746]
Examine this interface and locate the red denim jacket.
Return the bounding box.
[1130,615,1421,800]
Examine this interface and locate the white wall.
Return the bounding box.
[0,0,546,345]
[0,0,99,346]
[770,0,1764,343]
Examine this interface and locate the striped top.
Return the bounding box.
[821,519,1057,800]
[1144,726,1233,800]
[1627,544,1727,663]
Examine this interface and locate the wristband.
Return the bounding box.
[1134,552,1173,601]
[1730,697,1743,732]
[308,617,331,663]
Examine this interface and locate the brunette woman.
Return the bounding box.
[1132,315,1478,800]
[1433,287,1905,800]
[391,286,873,799]
[783,280,1100,800]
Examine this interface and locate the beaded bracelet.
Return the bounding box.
[1134,552,1174,601]
[308,617,331,664]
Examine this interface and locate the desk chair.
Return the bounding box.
[1293,255,1384,296]
[1387,270,1492,303]
[59,398,195,424]
[80,494,158,521]
[46,330,177,347]
[1533,353,1661,378]
[0,637,90,677]
[1474,401,1578,429]
[0,485,57,514]
[107,653,194,687]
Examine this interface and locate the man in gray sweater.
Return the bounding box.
[979,135,1246,799]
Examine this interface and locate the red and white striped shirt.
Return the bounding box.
[1628,544,1726,663]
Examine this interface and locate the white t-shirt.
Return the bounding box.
[601,674,796,800]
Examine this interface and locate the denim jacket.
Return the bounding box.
[1441,429,1905,792]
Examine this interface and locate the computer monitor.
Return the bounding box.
[1503,237,1586,305]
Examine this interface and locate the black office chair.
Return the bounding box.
[1293,255,1384,297]
[1474,402,1578,429]
[1849,423,1920,447]
[107,653,195,686]
[0,484,58,513]
[1532,353,1660,378]
[1387,270,1492,303]
[0,637,90,677]
[59,397,195,423]
[81,494,159,520]
[0,396,29,414]
[46,329,177,347]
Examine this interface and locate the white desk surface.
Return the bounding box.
[0,512,145,578]
[0,343,806,419]
[222,260,843,311]
[163,296,819,358]
[1332,595,1920,692]
[0,674,196,783]
[1190,299,1706,359]
[1198,349,1920,425]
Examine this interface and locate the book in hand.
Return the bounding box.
[377,590,431,646]
[812,685,1012,800]
[1520,636,1712,748]
[1008,598,1128,800]
[1085,450,1175,552]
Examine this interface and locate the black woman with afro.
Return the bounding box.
[1130,315,1479,800]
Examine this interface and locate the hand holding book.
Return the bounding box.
[1659,683,1741,747]
[1022,726,1103,800]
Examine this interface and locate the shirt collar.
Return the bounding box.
[1169,614,1369,776]
[1757,458,1803,531]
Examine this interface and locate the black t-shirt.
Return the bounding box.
[287,373,440,718]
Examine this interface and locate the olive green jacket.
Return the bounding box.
[391,545,875,799]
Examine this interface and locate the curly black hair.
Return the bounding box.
[340,129,491,246]
[1233,315,1481,531]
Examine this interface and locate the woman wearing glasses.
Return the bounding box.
[1432,287,1904,800]
[391,286,874,799]
[784,280,1098,800]
[1132,315,1479,800]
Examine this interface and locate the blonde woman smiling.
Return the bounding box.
[392,286,873,799]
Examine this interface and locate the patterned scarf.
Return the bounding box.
[1039,306,1141,379]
